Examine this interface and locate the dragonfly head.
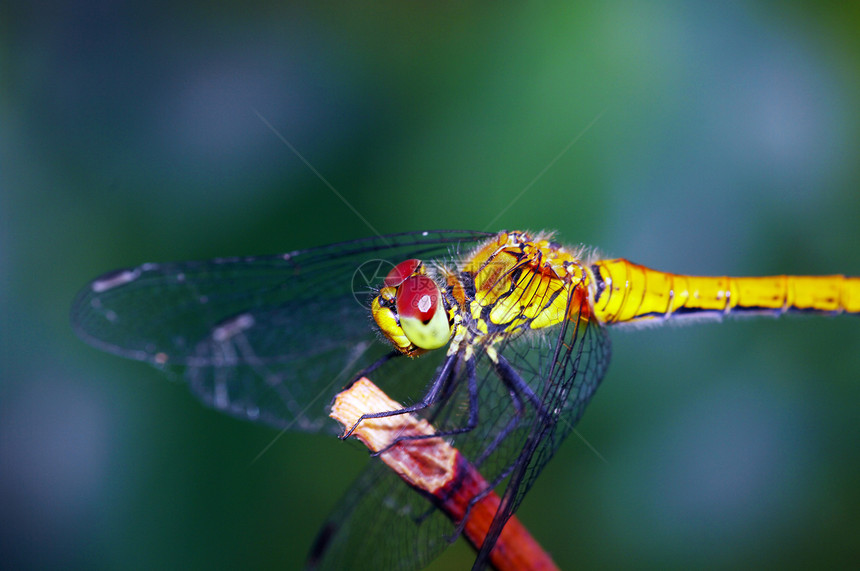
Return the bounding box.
[371,259,453,356]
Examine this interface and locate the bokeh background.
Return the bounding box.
[3,1,860,569]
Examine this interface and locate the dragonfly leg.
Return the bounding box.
[373,353,481,456]
[491,352,546,416]
[342,351,461,440]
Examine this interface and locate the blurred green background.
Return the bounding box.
[3,1,860,569]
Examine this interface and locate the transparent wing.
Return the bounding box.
[71,230,493,433]
[306,460,457,571]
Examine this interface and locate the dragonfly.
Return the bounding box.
[71,230,859,570]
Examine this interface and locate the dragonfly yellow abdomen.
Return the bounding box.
[591,258,860,325]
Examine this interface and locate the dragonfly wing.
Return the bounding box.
[71,231,493,433]
[306,460,456,571]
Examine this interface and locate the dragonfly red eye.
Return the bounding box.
[396,275,439,321]
[384,259,421,287]
[395,275,451,350]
